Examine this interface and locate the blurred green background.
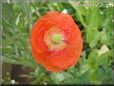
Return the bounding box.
[1,0,114,85]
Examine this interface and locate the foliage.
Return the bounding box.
[2,0,114,85]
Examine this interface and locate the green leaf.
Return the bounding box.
[88,49,98,68]
[86,7,99,29]
[76,11,86,28]
[79,64,90,76]
[97,51,111,66]
[87,28,101,48]
[51,72,73,84]
[86,7,100,48]
[79,51,87,66]
[100,29,111,46]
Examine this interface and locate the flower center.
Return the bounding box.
[44,26,66,51]
[52,34,62,43]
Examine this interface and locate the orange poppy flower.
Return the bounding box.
[30,11,83,72]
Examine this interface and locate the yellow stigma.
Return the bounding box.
[52,34,61,43]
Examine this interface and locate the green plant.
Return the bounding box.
[2,0,114,85]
